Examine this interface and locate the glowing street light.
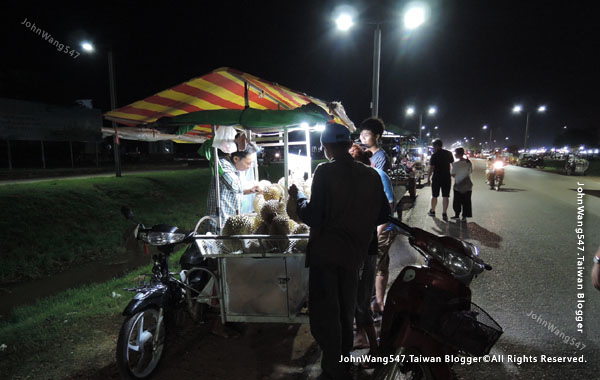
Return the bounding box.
[80,41,121,177]
[512,104,547,149]
[335,4,428,117]
[482,125,492,146]
[335,14,354,31]
[81,41,94,52]
[407,105,436,142]
[404,5,426,30]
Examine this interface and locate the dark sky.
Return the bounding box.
[2,0,599,148]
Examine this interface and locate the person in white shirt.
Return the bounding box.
[450,147,473,222]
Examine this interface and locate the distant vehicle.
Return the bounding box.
[518,154,545,169]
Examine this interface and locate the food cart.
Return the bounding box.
[101,68,357,325]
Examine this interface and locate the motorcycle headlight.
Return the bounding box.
[443,250,472,277]
[493,161,504,169]
[138,232,186,246]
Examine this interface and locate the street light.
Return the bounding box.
[407,105,436,142]
[335,4,428,117]
[482,125,493,146]
[512,104,547,149]
[81,41,122,177]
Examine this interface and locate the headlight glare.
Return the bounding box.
[140,232,186,246]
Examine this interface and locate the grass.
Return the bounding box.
[0,248,186,379]
[541,159,600,176]
[0,169,211,284]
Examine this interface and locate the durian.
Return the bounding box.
[291,223,309,252]
[260,199,283,224]
[253,193,266,214]
[263,184,283,201]
[267,215,291,252]
[258,180,272,191]
[221,215,253,252]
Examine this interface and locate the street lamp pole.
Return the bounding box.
[107,49,122,177]
[523,111,531,150]
[371,24,382,117]
[418,113,423,140]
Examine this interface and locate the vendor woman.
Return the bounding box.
[206,140,261,231]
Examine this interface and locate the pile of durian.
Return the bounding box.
[220,178,310,254]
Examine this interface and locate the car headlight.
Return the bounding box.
[138,232,186,246]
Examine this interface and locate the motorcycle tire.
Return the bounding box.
[373,347,434,380]
[116,306,166,380]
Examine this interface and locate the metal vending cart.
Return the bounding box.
[193,124,316,324]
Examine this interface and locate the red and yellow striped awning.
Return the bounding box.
[104,67,354,143]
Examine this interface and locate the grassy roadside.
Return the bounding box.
[0,169,211,284]
[541,159,600,176]
[0,249,185,379]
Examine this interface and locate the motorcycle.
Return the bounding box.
[519,156,544,169]
[374,217,502,380]
[565,156,589,176]
[116,207,216,380]
[486,161,504,191]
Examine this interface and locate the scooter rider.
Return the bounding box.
[487,151,505,185]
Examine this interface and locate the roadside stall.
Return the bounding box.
[104,67,355,325]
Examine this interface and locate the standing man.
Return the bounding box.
[359,117,391,171]
[290,122,390,380]
[427,139,454,221]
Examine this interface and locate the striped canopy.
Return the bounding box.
[103,67,354,143]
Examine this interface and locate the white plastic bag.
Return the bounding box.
[212,126,238,153]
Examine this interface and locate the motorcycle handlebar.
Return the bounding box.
[388,216,414,235]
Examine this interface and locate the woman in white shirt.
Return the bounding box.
[451,148,473,222]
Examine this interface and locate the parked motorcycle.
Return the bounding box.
[565,156,589,176]
[116,207,215,380]
[518,155,545,169]
[486,161,504,191]
[374,217,502,380]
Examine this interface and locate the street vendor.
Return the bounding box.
[290,122,390,380]
[205,140,261,232]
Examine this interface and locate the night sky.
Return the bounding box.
[2,0,599,148]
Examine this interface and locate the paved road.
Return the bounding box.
[394,159,600,379]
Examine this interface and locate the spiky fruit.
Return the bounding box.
[288,219,298,232]
[263,185,283,201]
[254,222,269,235]
[221,215,253,252]
[258,180,272,191]
[260,199,282,224]
[266,215,291,252]
[253,193,266,214]
[291,223,309,252]
[252,214,264,231]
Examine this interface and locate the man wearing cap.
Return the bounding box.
[290,122,390,380]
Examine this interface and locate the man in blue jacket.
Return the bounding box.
[290,122,390,380]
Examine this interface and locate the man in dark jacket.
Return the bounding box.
[290,122,390,380]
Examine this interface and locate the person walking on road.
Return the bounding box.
[290,122,389,380]
[450,147,473,222]
[427,139,454,221]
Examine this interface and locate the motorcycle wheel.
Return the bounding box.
[373,348,434,380]
[116,307,166,380]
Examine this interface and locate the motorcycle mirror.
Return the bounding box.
[121,206,134,220]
